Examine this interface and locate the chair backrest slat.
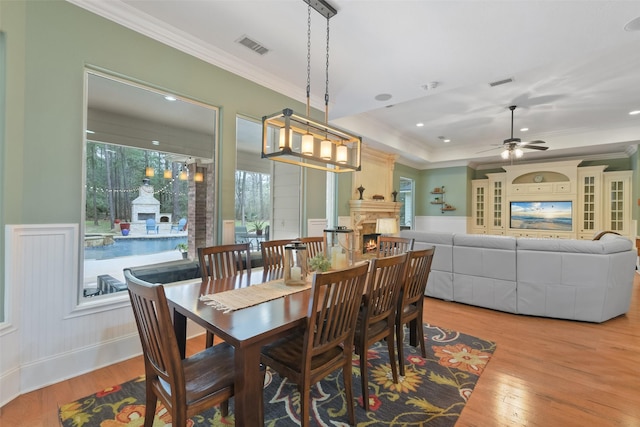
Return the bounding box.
[400,248,435,307]
[198,243,251,280]
[365,253,408,322]
[260,239,293,270]
[305,262,369,358]
[377,236,415,258]
[124,269,185,393]
[298,236,324,260]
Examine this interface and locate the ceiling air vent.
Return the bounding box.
[236,35,269,55]
[488,77,514,87]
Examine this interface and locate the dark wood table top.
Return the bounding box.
[164,268,310,348]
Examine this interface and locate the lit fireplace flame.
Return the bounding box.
[365,239,377,253]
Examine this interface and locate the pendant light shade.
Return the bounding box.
[301,133,314,155]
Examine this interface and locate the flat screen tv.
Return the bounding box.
[509,201,573,231]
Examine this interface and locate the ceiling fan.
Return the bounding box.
[499,105,548,159]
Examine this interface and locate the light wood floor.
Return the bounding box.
[2,273,639,426]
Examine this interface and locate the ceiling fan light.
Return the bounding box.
[515,148,524,158]
[501,150,510,160]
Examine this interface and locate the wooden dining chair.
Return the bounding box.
[354,252,408,410]
[260,239,293,271]
[298,236,324,260]
[260,262,370,427]
[377,235,415,258]
[396,247,435,376]
[198,242,251,346]
[124,269,236,427]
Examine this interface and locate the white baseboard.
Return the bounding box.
[19,334,141,396]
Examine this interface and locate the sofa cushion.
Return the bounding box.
[517,237,632,254]
[400,231,454,300]
[453,233,517,250]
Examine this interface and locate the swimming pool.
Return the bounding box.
[84,236,187,260]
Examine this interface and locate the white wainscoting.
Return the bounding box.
[413,215,468,234]
[0,224,142,406]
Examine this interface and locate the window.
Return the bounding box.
[399,177,414,229]
[82,70,216,303]
[235,170,271,231]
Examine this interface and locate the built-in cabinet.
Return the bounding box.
[470,160,634,240]
[471,180,487,234]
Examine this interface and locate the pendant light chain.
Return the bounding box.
[324,14,330,122]
[306,3,312,117]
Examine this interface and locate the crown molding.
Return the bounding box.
[67,0,316,108]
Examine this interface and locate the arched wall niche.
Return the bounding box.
[512,171,570,184]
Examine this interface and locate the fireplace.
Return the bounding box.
[349,200,400,256]
[362,233,380,254]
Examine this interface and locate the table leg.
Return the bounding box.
[173,309,187,359]
[234,342,264,426]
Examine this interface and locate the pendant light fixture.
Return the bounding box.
[262,0,361,172]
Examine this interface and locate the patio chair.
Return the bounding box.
[123,269,236,426]
[260,262,369,427]
[146,218,159,234]
[171,217,187,233]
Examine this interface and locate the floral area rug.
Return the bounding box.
[59,324,496,426]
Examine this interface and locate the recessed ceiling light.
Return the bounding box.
[164,95,177,101]
[443,139,450,143]
[152,140,160,145]
[375,93,392,101]
[416,123,424,127]
[629,110,640,115]
[520,127,529,132]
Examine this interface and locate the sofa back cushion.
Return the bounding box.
[452,234,517,281]
[517,236,632,254]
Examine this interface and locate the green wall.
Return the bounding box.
[1,0,323,226]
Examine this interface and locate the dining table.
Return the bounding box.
[163,268,311,426]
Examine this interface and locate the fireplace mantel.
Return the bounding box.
[349,200,401,253]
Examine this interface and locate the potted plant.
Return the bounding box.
[175,243,189,259]
[251,219,266,236]
[309,253,331,272]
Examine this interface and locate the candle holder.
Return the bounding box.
[284,241,308,286]
[323,227,355,269]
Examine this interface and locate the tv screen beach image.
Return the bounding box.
[510,201,573,231]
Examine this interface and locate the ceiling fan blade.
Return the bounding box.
[475,146,502,154]
[524,140,546,145]
[524,145,548,151]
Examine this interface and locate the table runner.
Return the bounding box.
[200,279,311,312]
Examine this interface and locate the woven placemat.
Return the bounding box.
[200,279,311,312]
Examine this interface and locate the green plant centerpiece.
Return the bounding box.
[251,219,266,235]
[309,253,331,272]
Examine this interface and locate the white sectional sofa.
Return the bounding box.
[401,230,636,322]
